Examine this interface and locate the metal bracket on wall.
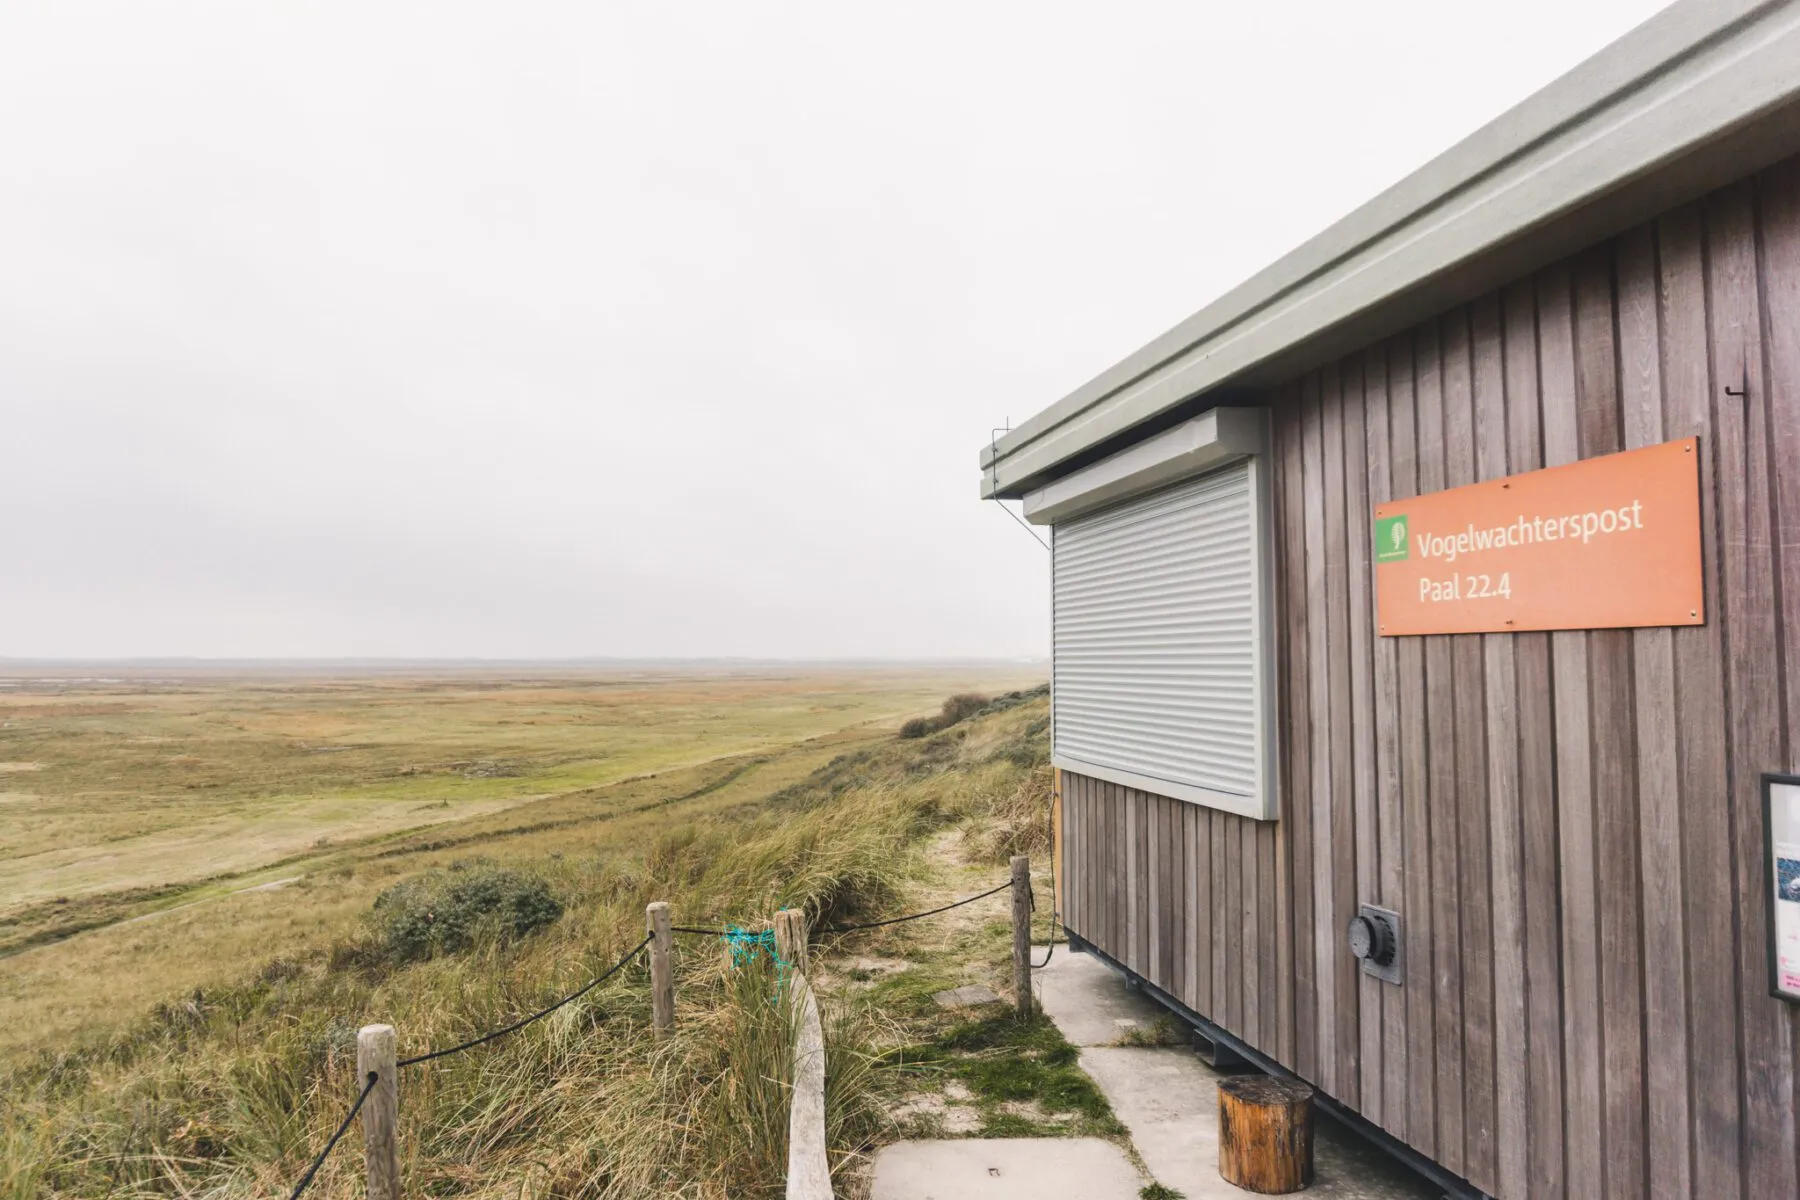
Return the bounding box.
[1725,363,1749,399]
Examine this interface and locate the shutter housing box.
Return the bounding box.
[1035,409,1276,821]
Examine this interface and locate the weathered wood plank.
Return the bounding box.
[1443,307,1495,1188]
[1285,385,1318,1079]
[1416,318,1463,1174]
[1144,791,1159,978]
[1126,787,1140,974]
[1066,777,1078,935]
[786,973,831,1200]
[1147,793,1159,986]
[1322,361,1357,1106]
[1154,797,1167,993]
[1574,245,1647,1200]
[1343,357,1382,1123]
[1156,797,1169,995]
[1144,794,1157,986]
[1540,260,1604,1200]
[1173,799,1188,1005]
[1617,222,1691,1200]
[1709,179,1798,1200]
[1072,780,1087,949]
[1159,797,1175,992]
[1225,808,1244,1036]
[1304,370,1336,1090]
[1082,779,1094,948]
[1503,277,1565,1200]
[1112,783,1124,959]
[1213,806,1228,1022]
[1756,156,1800,1200]
[1259,817,1281,1062]
[1471,290,1525,1200]
[1194,797,1212,1017]
[1173,802,1186,996]
[1074,778,1086,943]
[1242,813,1260,1048]
[1364,340,1407,1140]
[1109,781,1118,954]
[1083,776,1094,938]
[1138,793,1152,982]
[1388,334,1437,1157]
[1272,389,1299,1070]
[1093,781,1105,952]
[1655,199,1740,1200]
[1240,812,1255,1039]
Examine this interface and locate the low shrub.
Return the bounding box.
[937,693,989,726]
[897,691,994,741]
[369,861,563,963]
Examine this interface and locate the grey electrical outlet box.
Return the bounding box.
[1347,904,1402,985]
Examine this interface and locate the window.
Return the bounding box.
[1050,454,1275,820]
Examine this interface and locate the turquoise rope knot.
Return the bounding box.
[722,925,790,996]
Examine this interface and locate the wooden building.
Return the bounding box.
[979,3,1800,1196]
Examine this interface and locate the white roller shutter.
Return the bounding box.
[1051,458,1273,819]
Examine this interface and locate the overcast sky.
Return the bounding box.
[2,1,1670,660]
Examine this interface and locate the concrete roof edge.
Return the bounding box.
[979,0,1800,494]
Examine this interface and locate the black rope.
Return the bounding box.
[1030,779,1064,969]
[396,933,652,1068]
[670,925,727,936]
[1030,881,1057,969]
[288,1071,378,1200]
[817,880,1014,934]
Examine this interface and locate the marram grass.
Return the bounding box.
[2,694,1050,1199]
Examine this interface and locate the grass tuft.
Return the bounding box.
[883,1010,1122,1137]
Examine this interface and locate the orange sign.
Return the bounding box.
[1374,437,1704,636]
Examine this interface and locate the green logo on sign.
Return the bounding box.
[1375,514,1409,563]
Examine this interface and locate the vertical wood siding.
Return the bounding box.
[1057,155,1800,1199]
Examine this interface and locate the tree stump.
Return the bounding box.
[1218,1075,1314,1194]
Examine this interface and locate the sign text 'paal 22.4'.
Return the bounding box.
[1373,436,1704,636]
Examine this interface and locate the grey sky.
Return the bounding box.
[2,1,1668,660]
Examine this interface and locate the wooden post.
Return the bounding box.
[356,1024,399,1200]
[774,908,811,978]
[784,973,832,1200]
[646,901,674,1035]
[1217,1075,1314,1194]
[1011,854,1032,1018]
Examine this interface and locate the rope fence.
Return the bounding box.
[396,933,652,1068]
[285,857,1050,1200]
[286,1073,377,1200]
[288,933,652,1199]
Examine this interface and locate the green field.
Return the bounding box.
[0,664,1043,1058]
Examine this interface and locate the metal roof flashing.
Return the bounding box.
[979,0,1800,499]
[1020,406,1267,526]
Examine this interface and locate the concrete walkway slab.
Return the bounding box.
[869,1138,1143,1199]
[1040,947,1439,1199]
[1032,943,1168,1046]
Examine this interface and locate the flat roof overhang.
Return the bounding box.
[980,0,1800,501]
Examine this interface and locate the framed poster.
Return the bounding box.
[1766,773,1800,1003]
